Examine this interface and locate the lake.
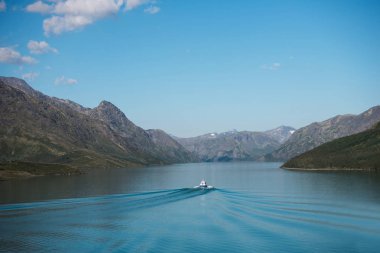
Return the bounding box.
[1,162,380,252]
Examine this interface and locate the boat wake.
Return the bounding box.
[0,187,216,213]
[1,188,380,252]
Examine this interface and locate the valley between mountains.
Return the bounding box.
[1,76,379,179]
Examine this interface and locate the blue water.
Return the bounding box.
[1,162,380,252]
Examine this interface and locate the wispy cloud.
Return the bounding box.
[55,75,78,85]
[261,62,281,71]
[125,0,152,11]
[144,5,159,14]
[0,0,6,12]
[0,47,38,65]
[26,0,53,14]
[22,72,39,81]
[26,0,157,36]
[28,40,58,54]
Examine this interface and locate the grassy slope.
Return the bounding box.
[282,122,380,170]
[1,78,196,180]
[0,161,81,180]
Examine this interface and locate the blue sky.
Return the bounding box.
[1,0,379,137]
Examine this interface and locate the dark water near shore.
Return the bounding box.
[1,162,380,252]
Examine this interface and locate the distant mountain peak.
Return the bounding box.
[264,126,296,144]
[273,125,295,130]
[175,126,296,162]
[94,100,128,120]
[90,100,138,136]
[0,76,38,96]
[97,100,119,110]
[363,105,380,117]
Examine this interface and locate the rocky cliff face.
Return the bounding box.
[264,106,380,161]
[0,76,196,170]
[175,126,295,162]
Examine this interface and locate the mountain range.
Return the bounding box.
[0,77,196,178]
[263,106,380,162]
[282,121,380,170]
[175,126,295,162]
[1,76,379,178]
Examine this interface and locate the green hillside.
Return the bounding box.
[0,77,197,180]
[282,122,380,170]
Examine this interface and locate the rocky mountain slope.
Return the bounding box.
[282,122,380,170]
[0,76,196,178]
[146,129,198,163]
[263,106,380,162]
[175,126,295,162]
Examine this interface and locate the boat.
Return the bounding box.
[194,179,213,189]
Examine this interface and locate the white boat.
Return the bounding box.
[194,179,213,189]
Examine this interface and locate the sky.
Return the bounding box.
[0,0,379,137]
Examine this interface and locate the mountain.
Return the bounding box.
[264,126,296,143]
[0,76,196,179]
[282,122,380,170]
[263,106,380,162]
[175,126,295,162]
[146,129,199,163]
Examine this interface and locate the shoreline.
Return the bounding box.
[0,160,179,181]
[0,162,82,181]
[282,166,380,172]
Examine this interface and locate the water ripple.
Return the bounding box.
[1,188,380,252]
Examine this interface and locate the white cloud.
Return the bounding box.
[22,72,39,81]
[55,75,78,85]
[43,15,93,35]
[144,5,159,14]
[0,0,6,12]
[26,0,53,13]
[53,0,123,17]
[27,40,58,54]
[261,62,281,71]
[125,0,151,11]
[26,0,157,36]
[26,0,124,36]
[0,47,38,65]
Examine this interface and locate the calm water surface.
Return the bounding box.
[1,162,380,252]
